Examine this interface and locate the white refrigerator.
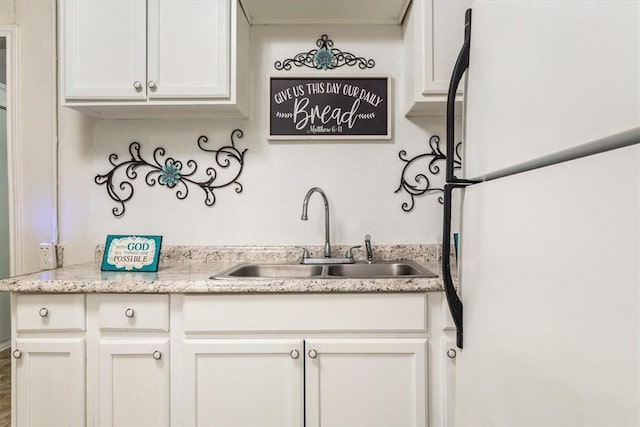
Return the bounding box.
[444,1,640,425]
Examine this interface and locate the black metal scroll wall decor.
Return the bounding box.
[95,129,247,217]
[274,34,375,71]
[395,135,462,212]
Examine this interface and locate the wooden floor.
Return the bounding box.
[0,348,9,427]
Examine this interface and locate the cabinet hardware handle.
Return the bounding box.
[290,349,299,359]
[39,307,49,318]
[12,349,22,359]
[148,81,157,89]
[133,81,142,90]
[308,349,318,359]
[152,351,162,360]
[124,308,135,318]
[447,348,457,359]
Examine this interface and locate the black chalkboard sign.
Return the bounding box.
[269,76,391,140]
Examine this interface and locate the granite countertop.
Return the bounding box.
[0,245,451,294]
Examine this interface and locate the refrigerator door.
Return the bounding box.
[456,144,639,425]
[463,1,639,180]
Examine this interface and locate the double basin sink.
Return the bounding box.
[213,261,438,279]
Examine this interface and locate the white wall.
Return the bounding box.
[59,24,455,265]
[1,0,57,275]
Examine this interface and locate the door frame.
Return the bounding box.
[0,25,22,276]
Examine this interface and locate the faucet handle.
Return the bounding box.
[346,245,361,259]
[297,247,311,263]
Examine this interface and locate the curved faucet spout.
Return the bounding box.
[301,187,331,258]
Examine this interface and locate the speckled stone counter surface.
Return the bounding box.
[0,245,452,293]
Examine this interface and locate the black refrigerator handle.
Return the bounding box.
[446,8,474,185]
[442,184,464,348]
[443,8,477,349]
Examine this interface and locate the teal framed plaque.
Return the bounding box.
[101,235,163,272]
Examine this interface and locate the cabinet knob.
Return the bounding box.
[39,307,49,318]
[124,308,135,318]
[133,81,143,90]
[308,349,318,359]
[152,351,162,360]
[147,81,157,89]
[289,349,300,359]
[12,349,22,359]
[447,348,457,359]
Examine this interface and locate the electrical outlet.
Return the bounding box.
[39,243,57,270]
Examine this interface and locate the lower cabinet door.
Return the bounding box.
[14,338,85,426]
[98,339,169,426]
[183,339,304,426]
[305,338,428,427]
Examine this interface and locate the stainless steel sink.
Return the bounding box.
[212,260,437,279]
[215,263,324,279]
[326,261,438,278]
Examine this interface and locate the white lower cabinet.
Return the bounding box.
[97,340,170,427]
[12,293,86,427]
[180,338,426,427]
[13,338,85,426]
[183,339,304,426]
[12,292,453,426]
[305,339,427,427]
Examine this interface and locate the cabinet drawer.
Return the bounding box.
[182,293,427,333]
[15,294,86,332]
[98,294,169,332]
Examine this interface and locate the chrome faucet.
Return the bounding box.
[364,234,374,263]
[301,187,331,258]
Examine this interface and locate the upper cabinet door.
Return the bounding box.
[403,0,473,116]
[147,0,231,99]
[421,0,472,94]
[464,1,640,178]
[62,0,147,100]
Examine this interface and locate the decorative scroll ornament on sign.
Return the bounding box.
[274,34,375,71]
[395,135,462,212]
[95,129,247,217]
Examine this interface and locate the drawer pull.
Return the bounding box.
[12,349,22,359]
[133,81,142,90]
[39,307,49,318]
[152,351,162,360]
[148,80,157,89]
[124,308,135,318]
[447,348,457,359]
[308,349,318,359]
[289,349,299,359]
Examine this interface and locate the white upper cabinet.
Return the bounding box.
[403,0,473,116]
[60,0,249,118]
[147,0,230,99]
[63,0,146,100]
